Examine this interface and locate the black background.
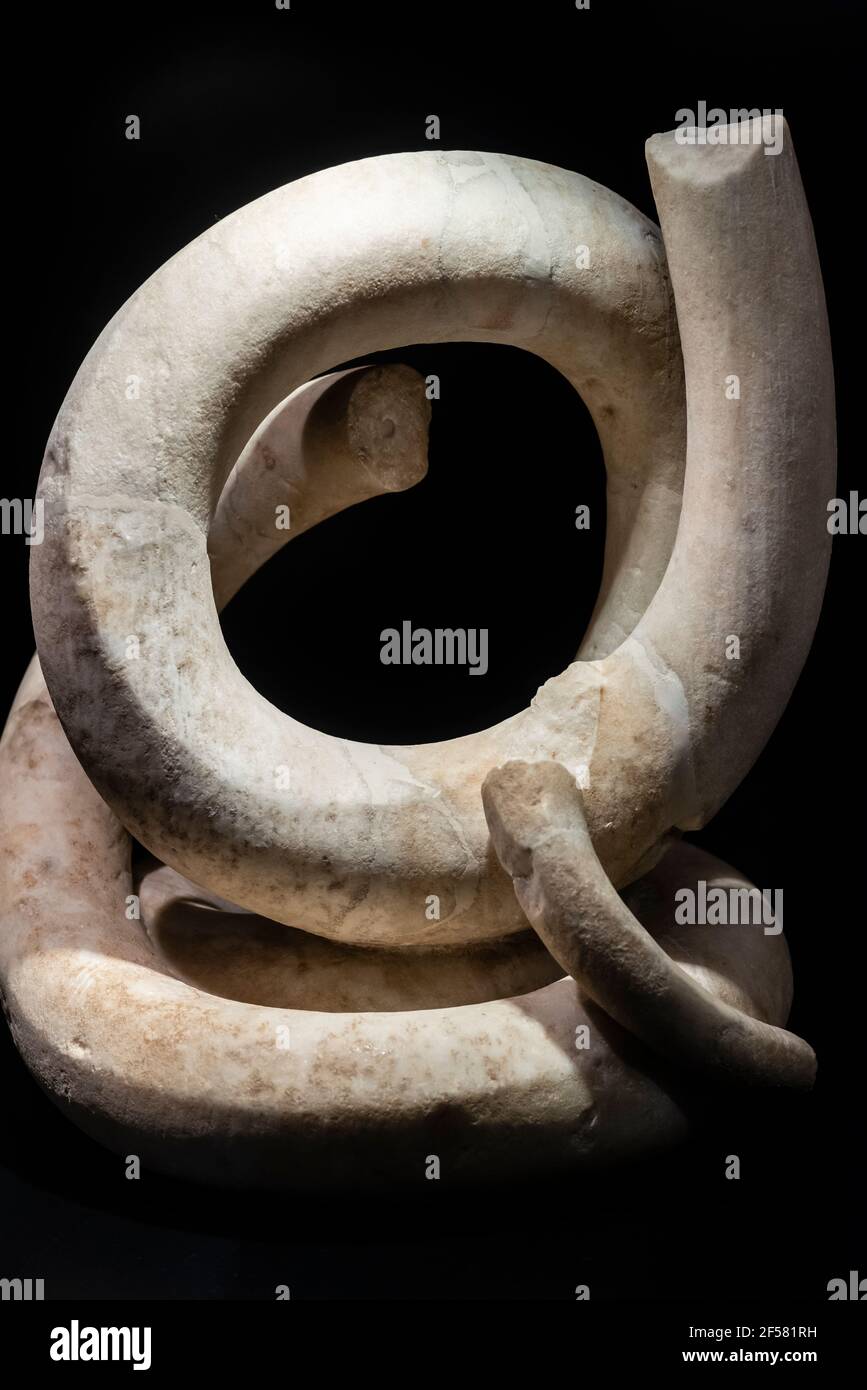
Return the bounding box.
[1,0,864,1304]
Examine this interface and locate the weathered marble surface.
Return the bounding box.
[0,664,796,1185]
[0,117,830,1185]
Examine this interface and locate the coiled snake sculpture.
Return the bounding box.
[0,116,833,1186]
